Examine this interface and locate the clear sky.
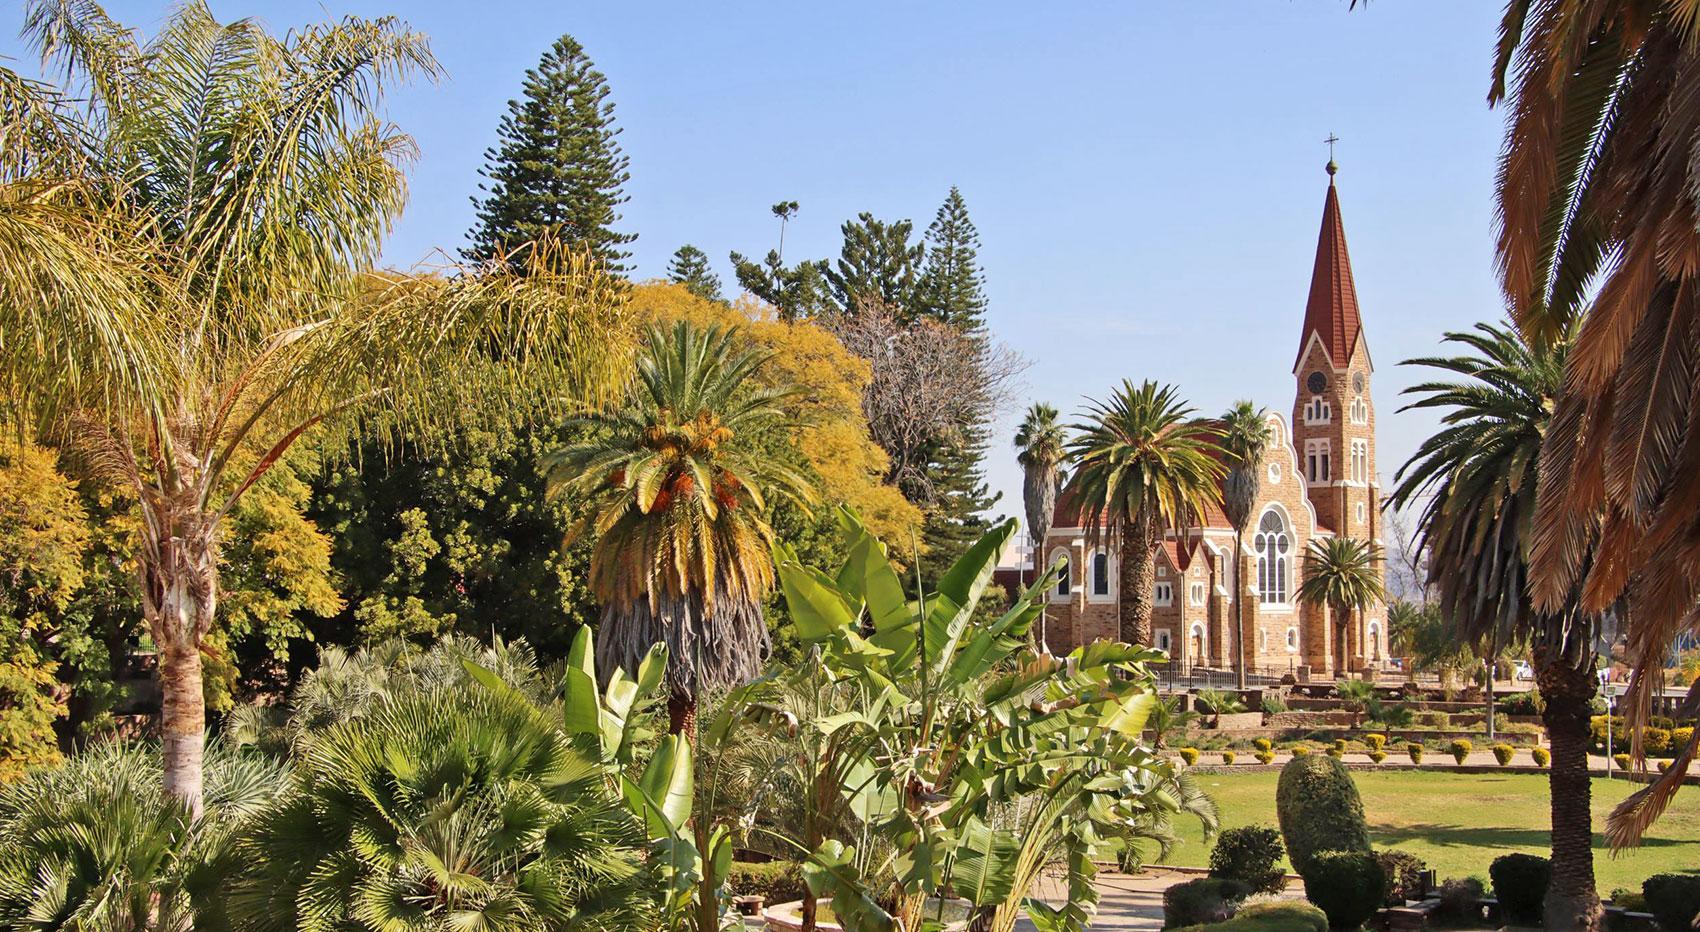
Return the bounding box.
[4,1,1509,541]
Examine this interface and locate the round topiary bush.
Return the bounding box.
[1254,737,1274,753]
[1276,754,1372,876]
[1491,744,1515,766]
[1180,747,1201,766]
[1489,853,1550,925]
[1209,825,1287,894]
[1163,876,1252,927]
[1233,899,1330,932]
[1302,850,1387,930]
[1531,747,1550,767]
[1256,751,1277,765]
[1367,750,1387,764]
[1223,750,1237,765]
[1448,739,1472,764]
[1406,744,1424,764]
[1642,873,1700,932]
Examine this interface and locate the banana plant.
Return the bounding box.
[774,508,1190,932]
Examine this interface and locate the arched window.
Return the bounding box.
[1091,550,1111,597]
[1285,627,1299,652]
[1051,550,1072,600]
[1254,510,1291,604]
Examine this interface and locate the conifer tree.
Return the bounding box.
[467,34,635,272]
[825,213,923,319]
[917,186,988,330]
[728,250,833,322]
[668,245,723,302]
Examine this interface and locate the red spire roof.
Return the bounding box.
[1294,168,1364,371]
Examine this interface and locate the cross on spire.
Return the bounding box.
[1323,133,1340,180]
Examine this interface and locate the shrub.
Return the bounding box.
[1609,888,1648,912]
[1448,739,1472,764]
[1531,747,1550,767]
[1291,744,1312,757]
[1374,850,1428,904]
[1614,753,1633,771]
[1642,727,1673,757]
[1364,734,1387,752]
[1376,704,1415,728]
[1180,747,1201,766]
[726,861,806,903]
[1367,751,1387,764]
[1275,755,1372,876]
[1204,899,1330,932]
[1301,850,1387,930]
[1498,689,1542,716]
[1491,744,1515,766]
[1417,711,1450,729]
[1674,726,1695,753]
[1488,853,1550,925]
[1643,874,1700,932]
[1223,750,1238,765]
[1254,738,1274,753]
[1165,876,1253,927]
[1199,689,1249,719]
[1658,759,1671,774]
[1333,739,1349,754]
[1406,744,1424,764]
[1327,747,1345,759]
[1256,751,1277,765]
[1262,693,1290,716]
[1209,826,1287,895]
[1433,877,1487,926]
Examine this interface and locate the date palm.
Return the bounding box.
[1065,380,1223,646]
[1486,0,1700,850]
[1296,536,1385,676]
[0,2,631,818]
[1014,402,1066,644]
[1219,400,1269,688]
[545,321,814,738]
[1387,323,1605,932]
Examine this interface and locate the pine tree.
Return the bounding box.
[825,213,923,319]
[916,187,988,331]
[667,245,723,302]
[728,250,833,322]
[467,34,635,272]
[917,425,1002,581]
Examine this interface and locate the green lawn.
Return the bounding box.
[1160,769,1700,892]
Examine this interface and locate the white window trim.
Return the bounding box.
[1048,549,1073,603]
[1350,397,1369,425]
[1285,626,1300,652]
[1304,438,1332,486]
[1087,549,1114,602]
[1188,581,1206,607]
[1153,582,1174,607]
[1303,396,1333,425]
[1155,628,1173,653]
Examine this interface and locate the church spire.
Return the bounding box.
[1294,161,1364,372]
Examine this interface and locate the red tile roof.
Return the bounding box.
[1295,170,1364,371]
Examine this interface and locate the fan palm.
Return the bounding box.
[1219,401,1269,688]
[1014,402,1066,644]
[0,2,631,817]
[1386,323,1606,931]
[1065,381,1224,646]
[1485,0,1700,851]
[545,321,815,737]
[1296,537,1385,676]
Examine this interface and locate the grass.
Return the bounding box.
[1161,769,1700,890]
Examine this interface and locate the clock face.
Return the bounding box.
[1352,372,1365,394]
[1306,371,1327,394]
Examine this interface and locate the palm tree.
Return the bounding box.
[1387,323,1606,932]
[1219,401,1270,688]
[1487,0,1700,849]
[1296,537,1385,676]
[1014,402,1066,645]
[0,3,630,817]
[1065,381,1224,646]
[545,321,815,738]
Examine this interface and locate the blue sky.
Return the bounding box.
[4,1,1508,539]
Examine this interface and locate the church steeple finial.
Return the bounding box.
[1324,133,1340,183]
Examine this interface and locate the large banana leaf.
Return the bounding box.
[951,819,1020,906]
[802,841,897,932]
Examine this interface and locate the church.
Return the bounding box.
[1035,163,1387,679]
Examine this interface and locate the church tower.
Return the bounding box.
[1290,161,1378,548]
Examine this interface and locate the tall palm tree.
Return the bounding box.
[1014,402,1066,645]
[1065,381,1224,646]
[1296,537,1385,675]
[1219,401,1269,688]
[1486,0,1700,848]
[545,321,815,738]
[1387,323,1606,932]
[0,3,630,817]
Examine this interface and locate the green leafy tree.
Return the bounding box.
[1296,538,1386,675]
[466,33,635,271]
[916,186,988,330]
[824,212,923,320]
[1388,323,1605,930]
[667,245,723,302]
[0,2,631,817]
[544,321,815,737]
[727,250,833,322]
[1218,401,1269,688]
[1065,381,1225,646]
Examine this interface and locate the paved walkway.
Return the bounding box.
[1014,868,1307,932]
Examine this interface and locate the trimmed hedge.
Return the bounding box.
[1276,755,1371,876]
[1488,853,1549,925]
[1178,900,1330,932]
[1302,850,1387,930]
[1256,751,1277,765]
[1165,877,1252,927]
[1643,873,1700,932]
[1491,744,1515,766]
[1406,744,1423,764]
[726,860,807,903]
[1367,751,1387,764]
[1181,747,1201,766]
[1531,747,1550,767]
[1364,734,1387,752]
[1448,739,1472,764]
[1209,826,1286,895]
[1223,750,1238,765]
[1254,738,1274,753]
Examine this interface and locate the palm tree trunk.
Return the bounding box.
[1233,535,1248,689]
[1535,643,1603,932]
[141,500,218,821]
[1118,509,1155,646]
